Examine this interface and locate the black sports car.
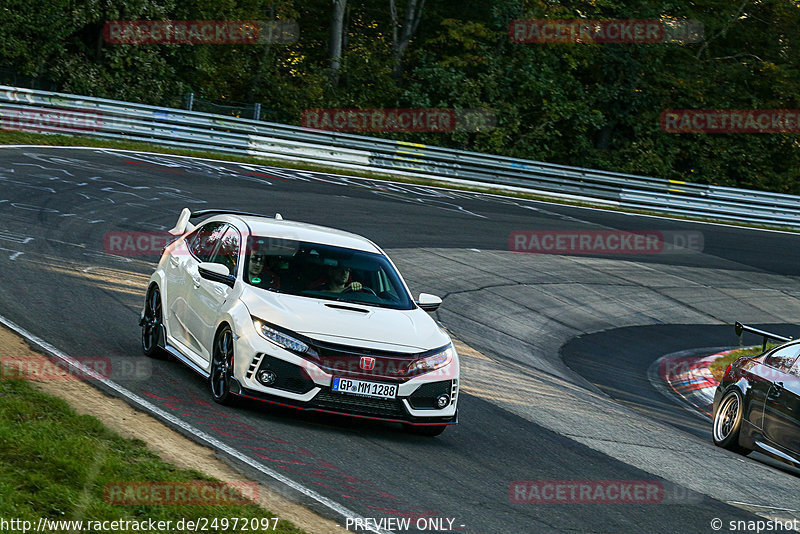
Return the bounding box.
[712,323,800,467]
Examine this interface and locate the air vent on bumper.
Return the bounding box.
[408,380,454,410]
[255,355,316,394]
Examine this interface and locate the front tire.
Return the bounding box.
[712,389,748,454]
[210,326,238,406]
[141,286,167,359]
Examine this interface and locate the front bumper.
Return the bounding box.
[232,324,460,426]
[232,382,458,426]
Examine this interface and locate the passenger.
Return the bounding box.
[248,254,283,289]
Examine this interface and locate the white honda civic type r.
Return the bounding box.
[140,209,459,435]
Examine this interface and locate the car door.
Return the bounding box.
[183,224,240,363]
[784,359,800,454]
[168,221,226,354]
[761,345,800,454]
[744,345,799,431]
[743,348,787,431]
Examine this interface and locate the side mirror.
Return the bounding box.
[198,262,235,288]
[416,293,442,312]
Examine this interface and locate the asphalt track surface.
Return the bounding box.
[563,324,800,451]
[2,147,800,533]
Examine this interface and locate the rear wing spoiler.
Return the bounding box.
[734,321,792,351]
[191,209,282,220]
[168,208,285,236]
[168,208,194,236]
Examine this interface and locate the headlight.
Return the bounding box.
[405,344,454,375]
[253,318,309,354]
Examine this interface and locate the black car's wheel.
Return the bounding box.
[403,424,447,437]
[712,389,748,453]
[210,325,238,406]
[141,286,167,359]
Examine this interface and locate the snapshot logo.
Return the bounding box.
[510,480,663,504]
[0,108,103,134]
[715,518,800,533]
[661,109,800,134]
[300,108,497,133]
[103,20,299,45]
[509,19,703,44]
[509,230,704,255]
[104,481,258,506]
[0,355,150,381]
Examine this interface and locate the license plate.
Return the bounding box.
[332,377,397,399]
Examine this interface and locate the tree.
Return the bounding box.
[389,0,426,79]
[329,0,348,86]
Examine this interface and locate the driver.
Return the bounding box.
[316,265,364,293]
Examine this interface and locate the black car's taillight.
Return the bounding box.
[722,363,734,382]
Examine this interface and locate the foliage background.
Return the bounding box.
[2,0,799,192]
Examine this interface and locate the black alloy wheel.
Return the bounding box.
[210,325,238,405]
[142,287,166,358]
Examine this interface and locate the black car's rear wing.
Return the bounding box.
[734,321,792,351]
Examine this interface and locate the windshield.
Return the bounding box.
[243,237,414,310]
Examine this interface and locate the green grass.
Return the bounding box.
[2,129,798,233]
[0,379,304,534]
[708,345,773,382]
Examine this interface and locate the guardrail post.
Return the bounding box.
[185,92,194,111]
[254,103,261,120]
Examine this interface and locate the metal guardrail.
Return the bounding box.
[1,84,799,230]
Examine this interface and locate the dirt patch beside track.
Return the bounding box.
[0,325,345,534]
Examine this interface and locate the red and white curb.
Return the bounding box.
[647,347,736,420]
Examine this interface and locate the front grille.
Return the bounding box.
[309,339,418,381]
[257,356,315,394]
[312,389,407,418]
[408,380,453,410]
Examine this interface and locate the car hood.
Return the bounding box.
[240,288,450,352]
